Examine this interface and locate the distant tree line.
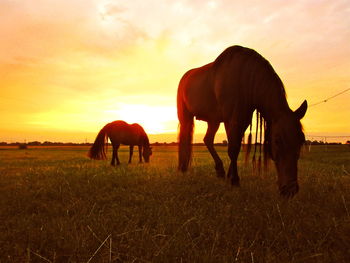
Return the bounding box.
[305,140,343,145]
[0,141,230,147]
[0,140,348,148]
[0,141,92,146]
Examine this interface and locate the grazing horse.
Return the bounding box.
[88,120,152,165]
[177,45,307,198]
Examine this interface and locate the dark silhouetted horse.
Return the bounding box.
[88,120,152,165]
[177,45,307,198]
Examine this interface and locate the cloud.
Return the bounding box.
[1,0,349,139]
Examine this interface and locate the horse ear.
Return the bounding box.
[294,100,307,119]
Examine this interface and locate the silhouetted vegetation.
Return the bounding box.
[17,143,27,149]
[305,140,342,145]
[0,141,92,147]
[0,141,234,147]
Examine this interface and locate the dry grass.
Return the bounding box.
[0,145,349,262]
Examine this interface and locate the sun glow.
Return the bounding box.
[106,104,177,134]
[25,98,178,136]
[1,0,350,143]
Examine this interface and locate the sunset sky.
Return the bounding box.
[1,0,349,143]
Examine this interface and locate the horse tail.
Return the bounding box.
[177,90,194,172]
[88,124,109,160]
[258,112,263,175]
[263,120,270,170]
[245,122,252,163]
[252,111,259,170]
[246,111,270,172]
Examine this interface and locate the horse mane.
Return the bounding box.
[213,45,246,68]
[214,45,286,95]
[213,45,289,173]
[142,132,150,147]
[132,123,150,147]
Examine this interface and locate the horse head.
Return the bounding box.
[142,146,153,163]
[269,100,307,198]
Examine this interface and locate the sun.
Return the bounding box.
[105,103,177,134]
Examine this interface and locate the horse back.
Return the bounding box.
[178,45,284,123]
[106,121,145,146]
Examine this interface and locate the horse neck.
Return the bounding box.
[140,134,149,147]
[255,81,291,122]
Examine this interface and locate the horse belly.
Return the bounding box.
[121,134,139,145]
[181,66,222,122]
[187,95,220,121]
[109,132,139,146]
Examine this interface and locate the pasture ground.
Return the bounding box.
[0,145,349,262]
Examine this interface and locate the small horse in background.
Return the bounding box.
[88,120,152,165]
[177,45,307,198]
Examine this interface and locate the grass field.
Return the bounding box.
[0,145,349,262]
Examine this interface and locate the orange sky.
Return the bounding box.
[1,0,349,143]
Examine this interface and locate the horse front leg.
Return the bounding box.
[138,145,142,163]
[204,121,225,177]
[112,144,120,166]
[111,147,116,166]
[224,122,245,186]
[128,145,134,164]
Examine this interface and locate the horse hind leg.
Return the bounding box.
[138,145,142,163]
[111,148,116,166]
[204,121,225,177]
[128,145,134,164]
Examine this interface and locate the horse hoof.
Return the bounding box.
[231,180,240,187]
[216,170,225,178]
